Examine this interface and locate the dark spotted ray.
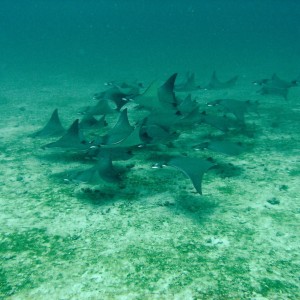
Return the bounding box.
[93,86,129,111]
[68,150,119,184]
[95,109,134,146]
[254,73,300,100]
[102,125,144,148]
[167,157,215,194]
[133,81,162,110]
[42,119,87,150]
[83,98,116,116]
[258,85,288,100]
[158,73,178,109]
[133,74,180,114]
[205,71,238,90]
[79,115,107,130]
[104,80,143,96]
[253,73,299,89]
[177,94,199,115]
[194,140,245,156]
[30,109,65,138]
[87,146,133,161]
[207,99,259,123]
[144,110,179,129]
[200,112,231,132]
[175,72,201,92]
[140,122,179,144]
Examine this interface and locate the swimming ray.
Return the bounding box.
[207,99,258,123]
[141,123,178,144]
[68,150,119,184]
[102,125,144,148]
[133,81,162,110]
[175,72,201,92]
[158,73,178,108]
[87,146,133,161]
[254,73,299,89]
[205,71,238,90]
[194,140,245,156]
[84,98,116,116]
[167,157,215,194]
[98,109,134,146]
[258,86,288,100]
[94,86,131,110]
[177,94,199,115]
[31,109,65,138]
[42,119,87,150]
[270,73,298,88]
[200,112,231,132]
[143,110,179,130]
[79,114,107,130]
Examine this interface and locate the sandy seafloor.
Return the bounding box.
[0,67,300,300]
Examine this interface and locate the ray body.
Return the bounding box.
[205,71,238,90]
[102,125,144,148]
[175,72,201,92]
[79,115,107,130]
[177,94,199,115]
[258,85,288,100]
[158,73,178,108]
[200,112,231,132]
[93,86,131,110]
[194,140,244,156]
[167,157,215,194]
[84,99,116,116]
[69,150,119,184]
[98,109,134,146]
[254,73,299,89]
[31,109,65,138]
[207,99,258,123]
[42,119,87,150]
[133,81,162,110]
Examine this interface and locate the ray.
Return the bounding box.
[205,71,238,90]
[83,98,116,116]
[144,110,179,129]
[98,109,134,146]
[167,157,215,194]
[42,119,87,150]
[258,86,288,100]
[207,99,258,123]
[87,146,133,161]
[102,125,144,148]
[132,81,162,110]
[79,115,107,130]
[254,73,299,89]
[93,86,129,110]
[177,94,199,115]
[30,109,65,138]
[200,112,231,132]
[140,123,177,144]
[194,140,245,156]
[158,73,178,108]
[175,72,201,92]
[68,150,119,184]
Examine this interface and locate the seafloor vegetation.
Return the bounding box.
[0,72,299,299]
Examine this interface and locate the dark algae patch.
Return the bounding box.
[0,229,77,298]
[1,1,300,298]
